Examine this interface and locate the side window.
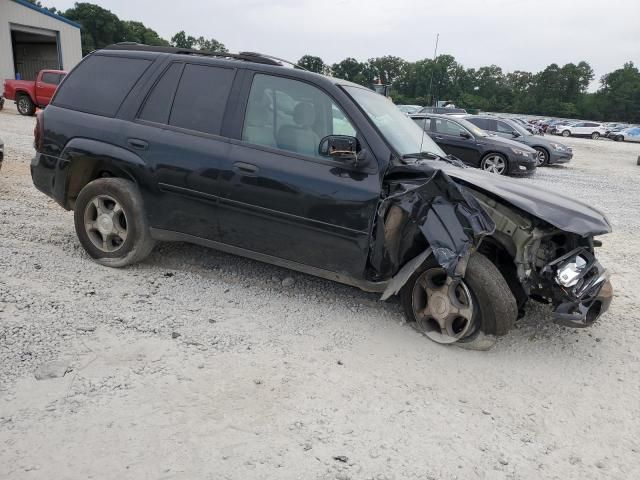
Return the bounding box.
[242,74,356,158]
[434,118,468,136]
[468,118,494,131]
[54,55,152,117]
[41,72,62,85]
[573,123,585,127]
[412,117,428,130]
[139,63,184,124]
[169,63,235,135]
[496,121,514,133]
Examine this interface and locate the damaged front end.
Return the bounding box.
[372,162,612,329]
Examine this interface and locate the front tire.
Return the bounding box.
[480,153,509,175]
[400,253,517,346]
[591,132,600,140]
[534,147,549,167]
[561,130,571,137]
[613,135,623,142]
[73,178,155,267]
[16,94,36,116]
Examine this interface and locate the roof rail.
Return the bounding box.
[103,43,308,70]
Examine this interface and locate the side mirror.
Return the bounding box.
[319,135,365,167]
[459,131,472,139]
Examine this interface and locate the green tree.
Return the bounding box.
[170,31,197,49]
[194,37,228,53]
[64,3,126,55]
[122,21,168,46]
[297,55,326,74]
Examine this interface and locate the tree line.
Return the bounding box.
[29,1,640,123]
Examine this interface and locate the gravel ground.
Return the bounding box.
[1,102,639,479]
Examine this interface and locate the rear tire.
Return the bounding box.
[613,135,623,142]
[16,94,36,116]
[561,130,571,137]
[591,132,600,140]
[73,178,155,268]
[400,253,517,346]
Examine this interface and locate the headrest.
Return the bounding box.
[293,102,316,127]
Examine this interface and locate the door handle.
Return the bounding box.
[127,138,148,150]
[233,162,259,176]
[434,136,443,140]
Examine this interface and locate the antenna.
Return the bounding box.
[426,33,440,107]
[418,33,440,157]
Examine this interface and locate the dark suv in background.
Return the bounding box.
[465,115,573,166]
[30,44,612,347]
[410,113,538,175]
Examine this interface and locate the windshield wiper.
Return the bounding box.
[401,152,466,168]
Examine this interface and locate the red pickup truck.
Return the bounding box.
[1,70,66,116]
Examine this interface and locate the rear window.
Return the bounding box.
[54,55,151,117]
[138,63,184,124]
[41,72,64,85]
[168,63,235,135]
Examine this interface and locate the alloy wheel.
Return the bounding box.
[83,194,128,252]
[482,155,506,174]
[17,98,30,114]
[411,268,476,344]
[534,148,548,167]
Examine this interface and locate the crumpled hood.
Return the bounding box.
[441,166,611,236]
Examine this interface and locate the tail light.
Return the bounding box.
[34,111,44,152]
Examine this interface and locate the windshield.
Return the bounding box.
[454,117,488,137]
[504,119,529,137]
[344,86,446,157]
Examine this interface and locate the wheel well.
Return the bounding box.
[477,237,528,312]
[66,158,134,210]
[533,145,548,155]
[481,151,509,165]
[15,90,32,101]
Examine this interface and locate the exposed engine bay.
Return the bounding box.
[372,161,612,329]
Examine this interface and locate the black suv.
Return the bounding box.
[410,113,538,176]
[31,44,612,346]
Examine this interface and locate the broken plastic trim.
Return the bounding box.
[371,166,496,281]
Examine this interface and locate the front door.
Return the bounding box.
[429,117,480,166]
[220,73,380,277]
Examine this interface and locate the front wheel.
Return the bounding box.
[534,147,549,167]
[591,132,600,140]
[16,95,36,116]
[613,135,623,142]
[480,153,508,175]
[400,253,517,346]
[74,178,155,267]
[562,130,571,137]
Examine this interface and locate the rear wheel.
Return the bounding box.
[613,135,623,142]
[481,153,508,175]
[16,95,36,116]
[562,130,571,137]
[74,178,155,267]
[400,253,517,346]
[534,147,549,167]
[591,132,600,140]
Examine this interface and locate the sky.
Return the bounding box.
[51,0,639,91]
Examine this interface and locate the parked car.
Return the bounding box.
[512,117,543,135]
[604,123,630,138]
[557,121,607,139]
[2,70,66,116]
[397,104,422,114]
[417,106,468,116]
[546,120,572,135]
[31,43,612,346]
[610,126,640,142]
[410,113,537,175]
[465,115,572,166]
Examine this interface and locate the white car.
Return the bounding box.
[558,121,607,139]
[610,126,640,143]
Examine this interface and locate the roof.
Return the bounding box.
[11,0,82,29]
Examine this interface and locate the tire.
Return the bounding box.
[16,94,36,116]
[591,132,600,140]
[73,178,155,267]
[561,130,571,137]
[533,147,549,167]
[480,153,509,175]
[400,252,517,345]
[613,135,623,142]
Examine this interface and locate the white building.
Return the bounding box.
[0,0,82,81]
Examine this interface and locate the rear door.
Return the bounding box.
[36,72,64,106]
[126,61,239,241]
[220,72,380,277]
[429,117,481,166]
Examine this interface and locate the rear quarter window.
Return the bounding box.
[53,55,152,117]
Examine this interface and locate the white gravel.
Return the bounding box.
[1,102,639,479]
